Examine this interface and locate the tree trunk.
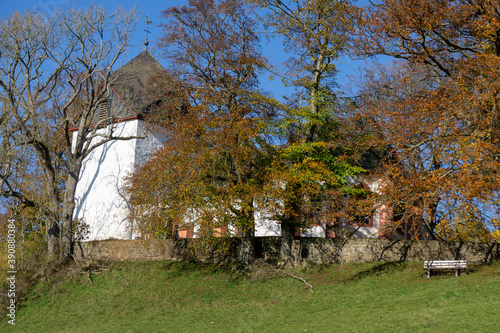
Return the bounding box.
[307,53,324,142]
[281,184,301,264]
[46,173,62,263]
[59,205,74,264]
[47,222,60,261]
[280,219,295,263]
[238,203,256,265]
[239,227,255,265]
[58,163,81,264]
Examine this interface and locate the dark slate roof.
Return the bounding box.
[98,50,166,122]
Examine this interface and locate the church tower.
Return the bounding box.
[73,50,167,241]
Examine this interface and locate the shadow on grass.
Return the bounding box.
[345,261,407,283]
[156,260,248,285]
[461,261,500,275]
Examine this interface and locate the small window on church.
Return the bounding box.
[99,100,108,120]
[392,203,408,236]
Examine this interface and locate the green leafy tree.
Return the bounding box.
[249,0,367,261]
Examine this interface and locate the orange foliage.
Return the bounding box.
[125,0,274,244]
[348,0,500,241]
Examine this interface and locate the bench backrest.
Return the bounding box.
[424,260,467,269]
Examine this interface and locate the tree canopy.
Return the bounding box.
[349,0,500,241]
[126,0,500,266]
[2,0,499,271]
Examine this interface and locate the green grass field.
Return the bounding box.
[2,260,499,332]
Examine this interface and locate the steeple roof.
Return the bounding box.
[100,50,167,122]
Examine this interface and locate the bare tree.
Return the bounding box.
[0,6,138,265]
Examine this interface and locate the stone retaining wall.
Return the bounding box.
[74,237,500,264]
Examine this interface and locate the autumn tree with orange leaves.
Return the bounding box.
[124,0,278,264]
[349,0,500,241]
[127,0,500,266]
[126,0,374,265]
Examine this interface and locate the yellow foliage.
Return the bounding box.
[493,230,500,243]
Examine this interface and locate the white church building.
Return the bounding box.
[73,51,401,242]
[73,50,167,241]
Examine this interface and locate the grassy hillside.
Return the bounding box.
[2,260,499,332]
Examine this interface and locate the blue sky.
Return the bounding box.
[0,0,375,99]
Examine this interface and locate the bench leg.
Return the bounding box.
[456,269,460,277]
[427,269,431,278]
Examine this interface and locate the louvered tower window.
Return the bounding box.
[99,100,109,120]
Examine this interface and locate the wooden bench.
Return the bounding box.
[424,260,467,278]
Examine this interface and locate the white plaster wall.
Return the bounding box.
[134,121,167,166]
[254,208,281,237]
[167,201,377,239]
[350,212,380,238]
[352,180,382,238]
[187,201,286,238]
[187,203,283,238]
[74,120,165,241]
[340,179,382,239]
[300,224,326,237]
[129,121,167,238]
[254,203,326,237]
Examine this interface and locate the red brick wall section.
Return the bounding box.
[178,223,194,238]
[377,204,394,239]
